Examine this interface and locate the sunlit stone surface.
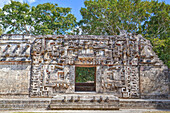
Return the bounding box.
[0,34,169,110]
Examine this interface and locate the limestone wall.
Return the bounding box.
[138,35,169,98]
[0,34,32,98]
[140,65,169,99]
[0,34,169,99]
[0,62,30,98]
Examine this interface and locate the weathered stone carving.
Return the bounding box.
[0,34,169,99]
[50,94,119,110]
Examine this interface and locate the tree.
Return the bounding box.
[79,0,153,35]
[31,3,76,35]
[80,0,170,67]
[141,1,170,68]
[0,0,30,34]
[0,26,3,35]
[0,0,77,35]
[76,67,95,83]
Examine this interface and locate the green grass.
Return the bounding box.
[14,112,63,113]
[143,111,170,113]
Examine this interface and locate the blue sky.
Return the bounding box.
[0,0,169,21]
[31,0,85,21]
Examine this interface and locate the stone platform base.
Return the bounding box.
[50,93,119,110]
[0,98,170,110]
[0,98,51,110]
[120,99,170,109]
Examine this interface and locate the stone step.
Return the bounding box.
[0,99,50,110]
[0,98,169,110]
[50,94,119,110]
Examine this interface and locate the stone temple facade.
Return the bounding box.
[0,34,169,110]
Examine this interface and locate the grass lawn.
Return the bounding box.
[143,111,170,113]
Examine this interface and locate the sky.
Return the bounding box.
[0,0,169,21]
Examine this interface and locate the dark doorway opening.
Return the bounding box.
[75,66,96,92]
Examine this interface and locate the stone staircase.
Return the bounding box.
[50,93,119,110]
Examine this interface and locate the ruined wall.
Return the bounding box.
[0,34,169,99]
[138,35,169,99]
[30,36,74,97]
[30,35,140,98]
[0,35,32,97]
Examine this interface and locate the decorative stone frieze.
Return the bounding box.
[0,34,169,99]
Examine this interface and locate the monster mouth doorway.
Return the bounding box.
[75,66,96,92]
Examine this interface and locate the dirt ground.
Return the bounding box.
[1,109,170,113]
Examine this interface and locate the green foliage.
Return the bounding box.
[0,0,77,35]
[79,0,152,35]
[0,0,169,67]
[0,26,3,35]
[151,38,170,68]
[76,67,95,83]
[80,0,170,68]
[141,1,170,68]
[0,0,30,34]
[31,3,77,35]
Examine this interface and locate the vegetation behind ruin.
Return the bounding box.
[0,0,169,68]
[76,67,95,83]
